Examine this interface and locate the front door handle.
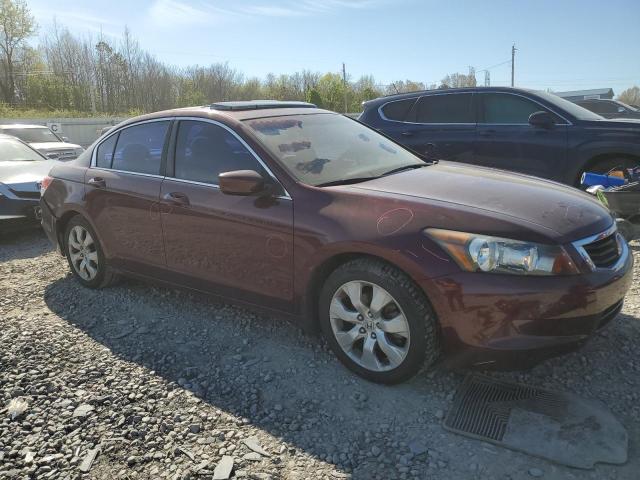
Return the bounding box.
[401,131,414,137]
[87,177,106,188]
[162,192,190,206]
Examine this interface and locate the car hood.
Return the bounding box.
[30,141,82,150]
[349,162,612,243]
[0,159,58,185]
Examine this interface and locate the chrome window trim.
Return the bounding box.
[172,116,292,200]
[90,116,292,200]
[162,176,292,202]
[89,166,165,180]
[378,91,475,125]
[572,223,628,272]
[91,116,173,172]
[377,90,573,126]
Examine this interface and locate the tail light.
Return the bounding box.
[40,176,53,196]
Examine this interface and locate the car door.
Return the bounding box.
[84,119,170,274]
[474,92,568,181]
[160,119,294,311]
[394,92,476,162]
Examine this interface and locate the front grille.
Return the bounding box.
[582,232,620,268]
[46,149,77,160]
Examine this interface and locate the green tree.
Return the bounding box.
[306,88,323,108]
[0,0,36,103]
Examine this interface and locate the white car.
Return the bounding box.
[0,124,84,161]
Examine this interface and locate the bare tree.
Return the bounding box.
[440,69,476,89]
[0,0,35,103]
[618,86,640,107]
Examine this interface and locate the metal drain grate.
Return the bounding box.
[444,374,568,442]
[443,374,628,469]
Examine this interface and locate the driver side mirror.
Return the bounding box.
[528,111,555,129]
[219,170,269,196]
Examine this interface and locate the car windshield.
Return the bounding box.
[532,91,605,121]
[615,100,639,112]
[0,138,45,161]
[2,127,62,143]
[244,113,425,186]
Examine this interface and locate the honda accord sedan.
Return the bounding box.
[40,101,633,384]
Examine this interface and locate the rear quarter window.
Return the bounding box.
[380,98,417,121]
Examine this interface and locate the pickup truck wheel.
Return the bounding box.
[319,258,440,384]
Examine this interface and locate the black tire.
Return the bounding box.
[579,157,640,186]
[319,258,440,384]
[63,215,120,289]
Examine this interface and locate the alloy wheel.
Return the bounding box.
[68,225,99,281]
[329,280,411,372]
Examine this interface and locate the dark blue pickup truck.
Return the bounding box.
[359,87,640,186]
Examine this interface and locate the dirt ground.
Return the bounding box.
[1,229,639,480]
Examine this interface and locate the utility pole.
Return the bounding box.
[511,44,517,87]
[342,63,348,113]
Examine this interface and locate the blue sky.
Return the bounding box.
[27,0,639,94]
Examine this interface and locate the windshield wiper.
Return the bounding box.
[316,176,379,187]
[380,163,432,177]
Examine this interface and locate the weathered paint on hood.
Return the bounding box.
[348,161,612,243]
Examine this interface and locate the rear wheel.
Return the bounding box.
[64,216,119,288]
[319,258,440,384]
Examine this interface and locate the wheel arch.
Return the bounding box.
[574,152,640,186]
[300,251,431,334]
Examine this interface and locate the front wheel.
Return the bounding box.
[319,258,440,384]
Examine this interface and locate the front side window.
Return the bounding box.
[174,121,266,184]
[481,94,550,124]
[245,113,424,187]
[111,121,169,175]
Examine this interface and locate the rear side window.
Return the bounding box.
[95,133,118,168]
[173,120,266,184]
[415,94,474,123]
[112,121,169,175]
[481,94,549,124]
[381,98,416,121]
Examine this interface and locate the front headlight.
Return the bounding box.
[425,228,579,275]
[75,148,84,156]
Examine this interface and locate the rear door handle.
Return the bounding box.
[162,192,190,206]
[401,131,414,137]
[87,177,106,188]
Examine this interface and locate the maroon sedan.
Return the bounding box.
[40,101,633,384]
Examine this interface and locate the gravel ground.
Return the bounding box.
[1,229,639,480]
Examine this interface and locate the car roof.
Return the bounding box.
[362,86,540,107]
[116,104,336,130]
[0,124,48,129]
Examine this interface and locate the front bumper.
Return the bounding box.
[0,189,41,233]
[422,239,634,370]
